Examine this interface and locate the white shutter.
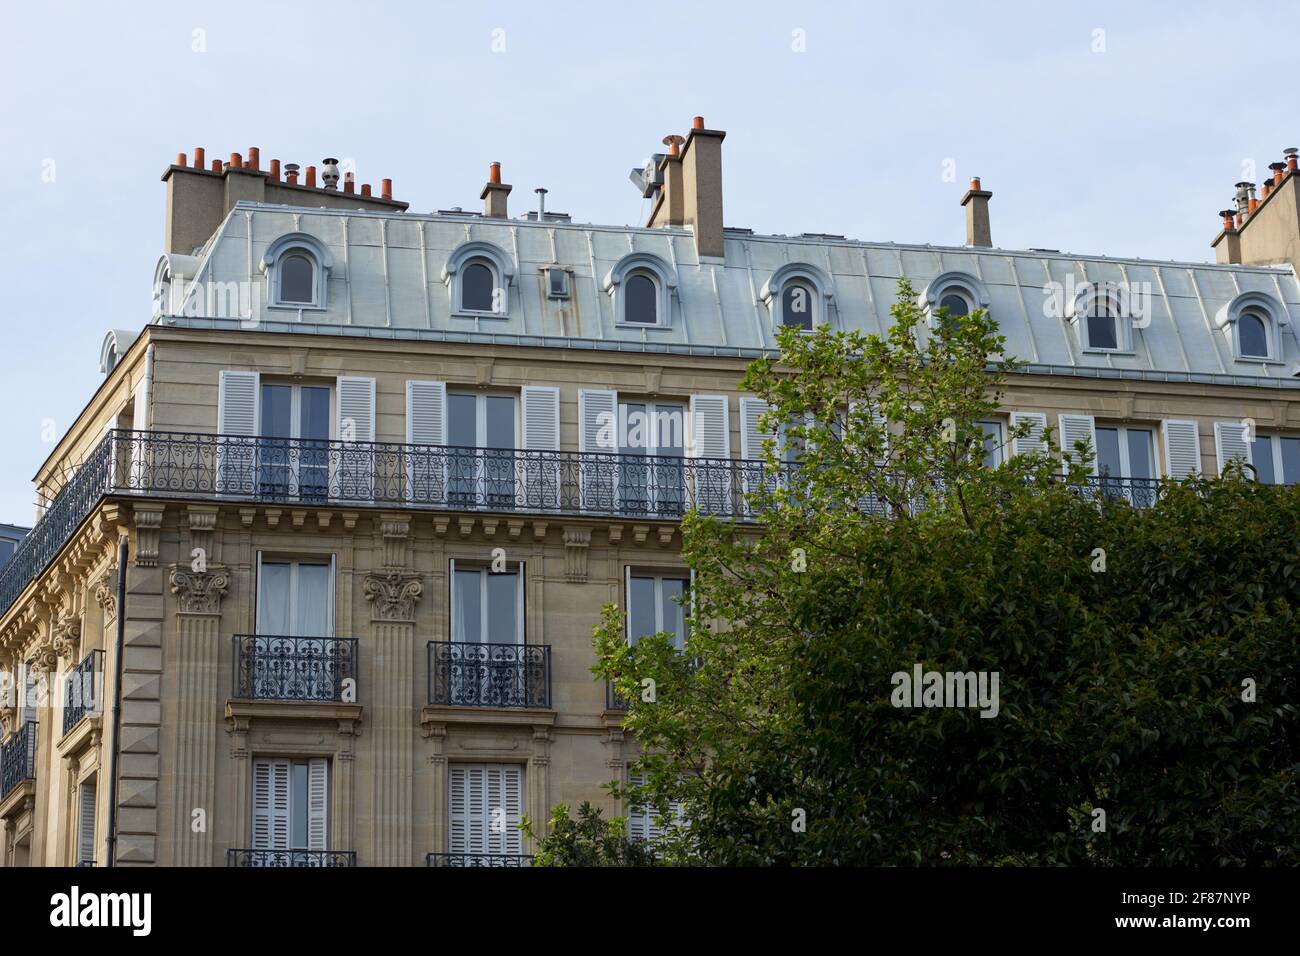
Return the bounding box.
[739,397,774,513]
[1058,414,1099,475]
[689,395,730,515]
[307,758,329,851]
[1163,419,1202,480]
[626,771,686,847]
[522,386,561,510]
[448,765,469,854]
[337,376,376,500]
[129,377,150,493]
[449,764,523,857]
[578,389,618,511]
[217,370,259,494]
[77,780,97,865]
[406,380,447,503]
[252,758,291,850]
[1214,421,1252,476]
[1010,412,1049,457]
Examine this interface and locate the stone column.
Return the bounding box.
[167,558,228,866]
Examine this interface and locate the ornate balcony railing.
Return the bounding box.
[1,722,37,800]
[606,680,631,711]
[63,649,103,735]
[233,635,358,702]
[426,853,534,867]
[427,641,551,709]
[1065,475,1162,509]
[226,849,356,867]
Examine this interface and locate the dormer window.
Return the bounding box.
[781,279,817,331]
[546,267,570,299]
[260,233,333,311]
[1215,290,1286,363]
[1068,282,1133,353]
[443,240,515,319]
[460,259,497,313]
[624,272,659,324]
[1238,309,1270,358]
[1086,296,1119,350]
[760,263,832,334]
[918,271,990,333]
[604,252,677,329]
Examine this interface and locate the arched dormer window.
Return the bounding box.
[603,252,677,328]
[760,263,832,333]
[443,240,515,318]
[151,253,199,319]
[918,271,990,332]
[260,233,333,310]
[1067,281,1134,353]
[1216,290,1287,363]
[99,328,140,376]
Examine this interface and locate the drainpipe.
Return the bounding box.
[105,533,128,868]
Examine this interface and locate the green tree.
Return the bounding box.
[522,802,659,867]
[589,279,1299,866]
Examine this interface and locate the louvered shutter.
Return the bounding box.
[406,380,447,504]
[129,376,150,492]
[688,395,730,515]
[578,389,618,512]
[217,370,259,494]
[449,765,469,854]
[1010,412,1049,457]
[521,386,561,509]
[1058,414,1099,475]
[77,780,96,865]
[484,765,524,855]
[337,376,376,501]
[1163,419,1202,480]
[1214,421,1252,477]
[738,397,775,514]
[252,758,291,850]
[307,758,329,851]
[626,772,686,848]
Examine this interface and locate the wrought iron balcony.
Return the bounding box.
[1,721,37,801]
[427,641,551,709]
[426,853,534,867]
[233,635,359,702]
[63,649,103,736]
[1065,475,1162,509]
[606,680,631,711]
[226,849,356,867]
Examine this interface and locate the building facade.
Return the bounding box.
[3,121,1300,867]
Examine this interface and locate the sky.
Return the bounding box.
[0,0,1294,522]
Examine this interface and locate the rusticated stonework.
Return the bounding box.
[168,565,230,615]
[363,570,423,623]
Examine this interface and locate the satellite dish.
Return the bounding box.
[628,153,667,198]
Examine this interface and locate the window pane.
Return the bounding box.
[782,282,814,330]
[621,403,648,455]
[292,762,309,848]
[261,385,292,438]
[628,575,656,645]
[1095,427,1122,477]
[1280,438,1300,486]
[1126,430,1155,479]
[461,261,495,312]
[300,387,331,441]
[1087,313,1118,350]
[258,562,291,634]
[1251,437,1276,484]
[656,405,685,456]
[448,394,477,447]
[295,563,331,636]
[486,571,519,643]
[454,569,483,642]
[625,274,658,324]
[485,396,515,449]
[1239,313,1268,357]
[940,293,969,318]
[280,254,314,304]
[979,421,1002,468]
[660,578,687,650]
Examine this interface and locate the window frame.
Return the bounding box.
[449,559,526,645]
[760,263,833,334]
[1094,424,1159,480]
[1216,290,1287,364]
[260,233,332,312]
[976,419,1006,468]
[250,756,330,852]
[624,567,691,651]
[918,271,990,333]
[443,240,515,320]
[604,252,677,329]
[1250,432,1300,485]
[255,553,337,638]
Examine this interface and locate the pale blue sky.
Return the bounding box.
[0,0,1292,521]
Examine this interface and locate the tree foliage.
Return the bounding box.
[523,802,659,867]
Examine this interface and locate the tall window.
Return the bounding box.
[781,279,816,331]
[260,383,330,499]
[258,558,333,636]
[448,764,524,859]
[251,757,329,853]
[448,392,517,506]
[451,563,522,644]
[627,571,689,651]
[460,259,497,313]
[278,254,316,305]
[1085,297,1120,351]
[76,778,97,866]
[1095,426,1157,506]
[977,420,1004,468]
[1238,310,1270,358]
[619,401,685,514]
[623,272,659,325]
[1251,434,1300,485]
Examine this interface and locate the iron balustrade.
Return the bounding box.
[428,642,551,709]
[63,649,104,736]
[1065,475,1162,509]
[233,635,359,702]
[426,853,534,867]
[226,849,356,867]
[1,722,37,800]
[606,680,631,711]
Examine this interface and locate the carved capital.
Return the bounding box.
[363,570,423,623]
[168,564,230,615]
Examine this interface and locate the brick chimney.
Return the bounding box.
[960,177,993,247]
[647,116,727,260]
[481,162,512,218]
[1212,150,1300,272]
[162,147,408,255]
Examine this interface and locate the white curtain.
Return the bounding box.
[258,562,291,634]
[295,564,331,636]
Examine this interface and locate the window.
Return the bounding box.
[460,259,498,313]
[0,538,15,569]
[937,292,971,332]
[977,420,1004,468]
[261,233,331,310]
[451,562,523,644]
[918,272,990,332]
[1250,434,1300,485]
[761,264,830,332]
[1238,310,1270,358]
[260,383,331,500]
[257,557,334,636]
[627,771,687,845]
[626,571,689,651]
[279,254,315,304]
[781,279,816,331]
[76,778,96,866]
[448,764,524,859]
[624,272,659,325]
[448,392,517,506]
[444,241,515,318]
[1085,296,1120,351]
[252,757,329,852]
[546,267,570,299]
[619,400,685,513]
[1095,426,1157,506]
[604,252,675,328]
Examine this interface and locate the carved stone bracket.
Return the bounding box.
[51,613,81,662]
[363,570,423,623]
[168,564,230,615]
[380,514,412,568]
[93,572,118,621]
[563,526,592,582]
[132,504,165,567]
